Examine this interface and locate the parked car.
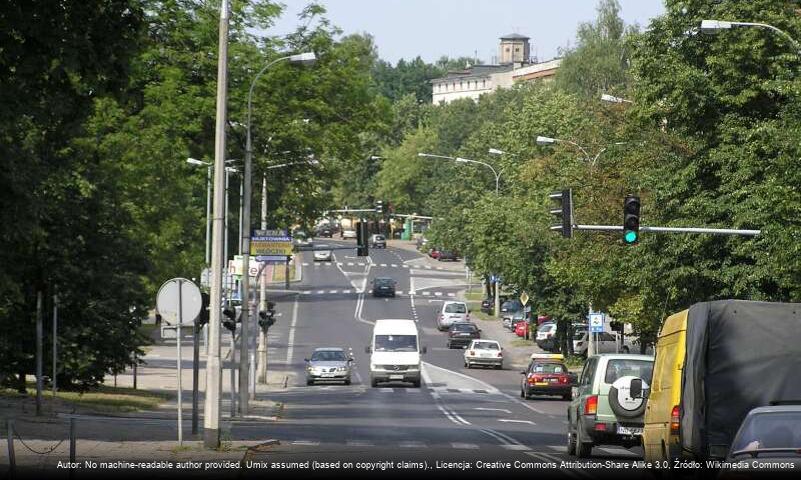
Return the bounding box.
[502,311,524,331]
[464,340,503,369]
[305,347,353,385]
[293,230,312,247]
[567,353,655,458]
[514,319,529,337]
[370,234,386,249]
[436,301,469,331]
[342,229,357,239]
[446,322,481,349]
[480,297,494,314]
[536,322,557,351]
[573,330,620,355]
[721,404,801,473]
[520,354,573,400]
[501,299,523,315]
[437,250,458,261]
[313,248,332,262]
[642,300,801,465]
[371,277,396,297]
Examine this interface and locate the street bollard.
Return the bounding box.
[69,418,76,480]
[7,419,15,479]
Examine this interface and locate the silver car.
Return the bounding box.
[305,348,353,385]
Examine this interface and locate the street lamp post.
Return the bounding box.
[699,19,801,54]
[600,93,634,104]
[240,52,316,415]
[187,158,212,266]
[536,136,627,167]
[204,0,229,450]
[417,153,503,194]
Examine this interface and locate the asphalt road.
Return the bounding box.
[238,239,647,478]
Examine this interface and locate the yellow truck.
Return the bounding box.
[640,300,801,463]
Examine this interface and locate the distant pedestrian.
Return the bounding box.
[155,313,162,326]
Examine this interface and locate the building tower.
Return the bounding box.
[499,33,531,65]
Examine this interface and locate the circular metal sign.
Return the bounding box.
[156,278,202,325]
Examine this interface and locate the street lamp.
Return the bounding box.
[240,51,317,415]
[418,152,503,194]
[700,19,801,54]
[536,135,629,167]
[187,158,212,266]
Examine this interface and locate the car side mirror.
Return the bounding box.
[421,346,428,355]
[365,346,371,354]
[348,358,354,363]
[304,358,309,362]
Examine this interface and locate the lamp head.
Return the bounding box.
[289,52,317,65]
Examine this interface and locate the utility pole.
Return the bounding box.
[257,175,268,384]
[52,290,58,399]
[35,291,43,416]
[203,0,229,450]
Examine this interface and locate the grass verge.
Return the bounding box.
[1,384,170,413]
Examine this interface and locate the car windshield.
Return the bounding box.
[573,330,587,340]
[374,235,384,240]
[374,278,394,286]
[444,303,466,314]
[472,341,499,350]
[502,300,522,311]
[311,350,346,362]
[374,334,418,352]
[604,359,653,384]
[731,412,801,453]
[539,324,555,332]
[531,362,566,374]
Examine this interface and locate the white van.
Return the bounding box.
[366,319,426,387]
[436,301,469,331]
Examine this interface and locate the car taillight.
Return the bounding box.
[670,405,680,433]
[529,375,542,384]
[559,376,568,384]
[497,351,503,357]
[584,395,598,416]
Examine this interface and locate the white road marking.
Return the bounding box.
[346,440,374,447]
[501,444,531,451]
[474,407,512,414]
[498,419,536,425]
[451,443,479,449]
[286,296,299,365]
[434,292,443,297]
[317,290,325,294]
[329,290,337,294]
[391,264,398,268]
[292,440,320,446]
[447,293,456,297]
[399,441,426,448]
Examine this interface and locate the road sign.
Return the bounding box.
[252,234,293,256]
[156,278,202,325]
[256,255,289,264]
[254,229,287,237]
[590,313,605,333]
[520,292,529,306]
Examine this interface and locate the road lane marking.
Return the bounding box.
[286,296,299,365]
[346,440,374,447]
[498,419,536,425]
[451,443,479,449]
[474,407,512,414]
[399,441,426,448]
[292,440,320,446]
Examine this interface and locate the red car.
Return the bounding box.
[520,355,573,400]
[514,320,527,337]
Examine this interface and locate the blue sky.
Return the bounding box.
[269,1,666,64]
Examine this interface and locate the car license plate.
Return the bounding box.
[548,378,558,383]
[480,353,491,357]
[534,382,548,386]
[321,373,335,378]
[617,426,643,436]
[389,375,404,380]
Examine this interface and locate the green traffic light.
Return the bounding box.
[624,230,638,244]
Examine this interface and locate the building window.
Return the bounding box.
[505,47,510,52]
[482,80,486,88]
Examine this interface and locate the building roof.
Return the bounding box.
[430,64,513,83]
[500,33,530,40]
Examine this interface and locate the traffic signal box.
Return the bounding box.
[623,195,641,245]
[549,189,573,238]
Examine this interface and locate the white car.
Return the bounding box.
[464,340,503,369]
[436,301,469,331]
[313,248,332,262]
[342,229,357,239]
[535,322,557,351]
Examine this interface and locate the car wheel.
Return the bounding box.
[411,379,421,388]
[495,364,503,370]
[575,418,593,458]
[566,429,577,456]
[306,378,314,386]
[465,361,471,369]
[344,378,351,386]
[370,377,378,388]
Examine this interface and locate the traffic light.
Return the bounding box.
[549,189,573,238]
[197,292,210,326]
[356,221,369,257]
[258,301,277,329]
[222,306,237,332]
[375,200,384,214]
[623,195,641,245]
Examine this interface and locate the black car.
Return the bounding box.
[447,322,481,349]
[371,277,396,297]
[480,297,494,314]
[316,227,333,238]
[438,250,458,261]
[501,299,523,314]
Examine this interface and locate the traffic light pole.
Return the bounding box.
[568,225,761,236]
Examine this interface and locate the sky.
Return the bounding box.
[269,0,667,65]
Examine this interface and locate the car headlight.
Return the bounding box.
[336,367,348,372]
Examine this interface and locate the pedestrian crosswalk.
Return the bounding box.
[275,439,584,456]
[301,261,457,272]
